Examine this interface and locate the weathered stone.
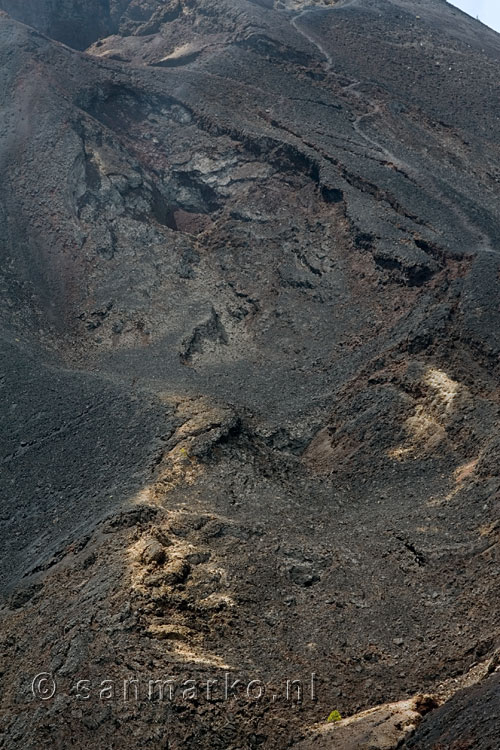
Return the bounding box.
[289,565,320,587]
[147,624,194,642]
[140,539,166,566]
[296,696,437,750]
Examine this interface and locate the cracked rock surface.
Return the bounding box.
[0,1,499,748]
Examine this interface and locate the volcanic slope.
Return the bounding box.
[0,1,499,748]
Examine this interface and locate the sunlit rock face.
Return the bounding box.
[276,0,338,9]
[1,1,500,748]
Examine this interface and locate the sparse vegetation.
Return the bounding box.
[327,710,342,723]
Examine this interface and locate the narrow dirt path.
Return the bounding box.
[289,4,498,254]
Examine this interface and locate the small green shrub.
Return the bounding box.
[327,710,342,723]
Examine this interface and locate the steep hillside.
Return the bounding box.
[0,1,499,748]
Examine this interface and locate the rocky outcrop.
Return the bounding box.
[403,673,500,750]
[296,695,438,750]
